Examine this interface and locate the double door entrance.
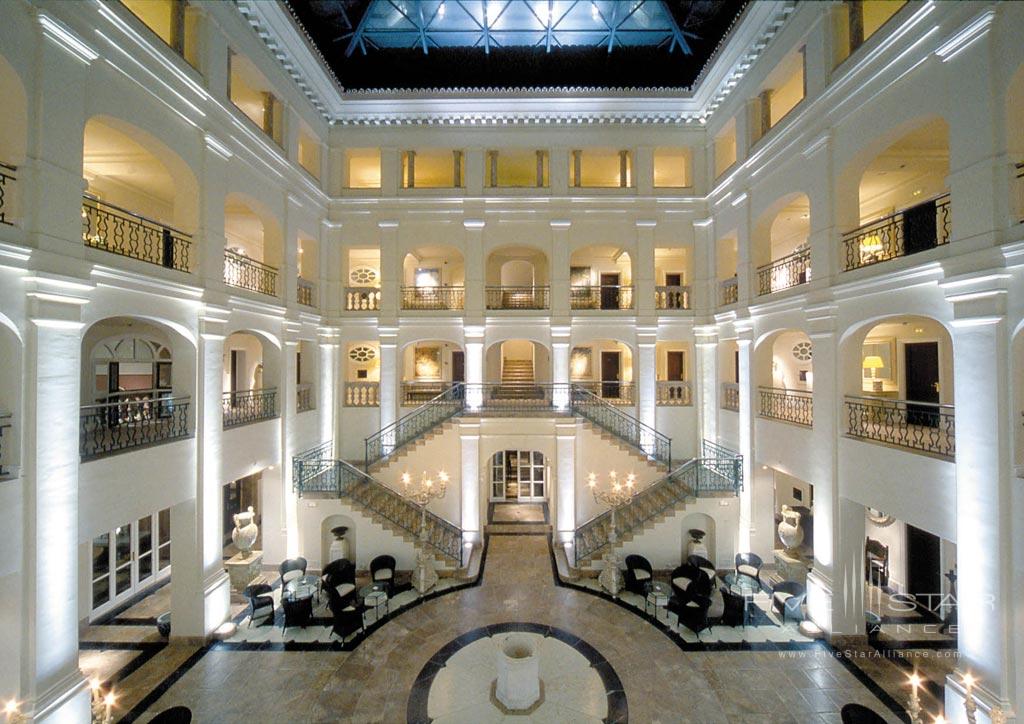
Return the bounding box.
[491,450,546,501]
[90,508,171,617]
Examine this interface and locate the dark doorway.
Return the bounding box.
[665,272,682,287]
[906,524,942,619]
[902,199,938,255]
[905,341,939,426]
[451,350,465,383]
[666,351,685,381]
[600,272,620,310]
[601,351,620,398]
[734,350,740,384]
[229,349,244,404]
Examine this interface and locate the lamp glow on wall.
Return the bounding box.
[863,355,884,392]
[859,233,883,263]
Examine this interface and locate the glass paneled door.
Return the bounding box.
[90,509,171,617]
[490,450,546,501]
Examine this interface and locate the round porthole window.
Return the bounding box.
[349,266,379,285]
[349,345,377,363]
[792,341,812,361]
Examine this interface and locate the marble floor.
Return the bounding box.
[86,535,923,723]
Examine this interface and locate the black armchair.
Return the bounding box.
[281,594,312,632]
[623,555,653,594]
[148,707,193,724]
[771,580,807,623]
[669,589,713,634]
[670,563,711,599]
[718,585,746,627]
[840,703,888,724]
[686,555,716,584]
[243,584,274,628]
[279,556,308,588]
[734,553,763,587]
[326,584,364,642]
[322,558,356,607]
[370,554,396,594]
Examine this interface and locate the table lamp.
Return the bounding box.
[863,355,884,392]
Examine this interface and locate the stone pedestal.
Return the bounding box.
[225,551,263,593]
[598,552,623,597]
[412,550,439,594]
[774,550,812,585]
[496,635,541,711]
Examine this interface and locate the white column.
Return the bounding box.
[459,421,481,544]
[637,326,657,455]
[555,420,577,546]
[378,221,399,320]
[825,497,865,636]
[463,220,485,319]
[549,221,571,323]
[635,221,656,319]
[736,329,754,553]
[280,332,299,558]
[318,328,339,445]
[943,281,1014,719]
[465,325,484,410]
[19,290,90,722]
[695,327,718,444]
[171,313,230,639]
[552,325,570,409]
[378,327,398,431]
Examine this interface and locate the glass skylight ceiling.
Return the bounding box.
[343,0,695,56]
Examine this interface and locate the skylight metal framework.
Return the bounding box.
[342,0,697,57]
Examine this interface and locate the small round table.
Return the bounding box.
[722,572,761,626]
[644,581,671,617]
[282,576,318,629]
[283,575,319,602]
[359,582,389,619]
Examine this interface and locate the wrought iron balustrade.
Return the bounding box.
[720,277,738,305]
[345,381,380,407]
[721,382,740,412]
[297,277,315,307]
[293,441,463,564]
[80,391,191,460]
[223,250,278,296]
[401,381,453,406]
[485,286,550,310]
[842,193,951,271]
[0,162,16,226]
[656,380,692,406]
[845,395,955,459]
[758,387,813,427]
[400,285,464,310]
[82,195,192,272]
[346,287,381,311]
[572,380,635,405]
[570,285,634,310]
[366,384,466,466]
[296,383,314,413]
[570,386,671,467]
[654,285,691,310]
[0,411,12,477]
[757,248,811,296]
[222,388,278,428]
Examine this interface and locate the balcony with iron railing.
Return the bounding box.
[721,382,740,412]
[720,277,738,306]
[0,411,12,478]
[222,388,278,428]
[571,381,635,405]
[345,381,380,407]
[485,286,550,310]
[346,287,381,311]
[656,380,692,406]
[845,395,955,460]
[0,162,16,226]
[570,285,634,310]
[757,247,811,296]
[223,249,278,296]
[758,387,812,427]
[842,193,951,271]
[296,383,314,413]
[400,285,465,311]
[82,195,192,272]
[297,277,315,307]
[401,381,452,406]
[80,390,191,461]
[654,285,691,311]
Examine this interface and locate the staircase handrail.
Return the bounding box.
[365,383,466,467]
[569,385,671,467]
[294,441,463,564]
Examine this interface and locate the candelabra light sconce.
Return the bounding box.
[402,469,448,594]
[587,470,637,598]
[907,672,924,724]
[90,678,117,724]
[4,699,27,724]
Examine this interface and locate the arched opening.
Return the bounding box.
[1007,64,1024,224]
[401,245,465,310]
[485,246,550,309]
[401,339,465,406]
[841,118,950,271]
[569,245,633,310]
[755,329,813,426]
[680,512,717,565]
[222,331,280,427]
[345,341,381,407]
[345,247,381,311]
[224,194,283,297]
[297,233,318,307]
[79,316,195,460]
[716,232,738,305]
[82,116,197,271]
[570,339,633,404]
[655,341,692,406]
[0,317,21,479]
[753,194,811,296]
[489,450,549,502]
[320,514,357,570]
[841,315,954,459]
[0,52,28,225]
[654,246,692,310]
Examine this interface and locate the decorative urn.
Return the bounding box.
[231,506,259,556]
[777,505,804,555]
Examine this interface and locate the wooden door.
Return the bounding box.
[600,272,620,309]
[666,351,685,381]
[907,524,941,618]
[601,351,621,398]
[905,341,939,426]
